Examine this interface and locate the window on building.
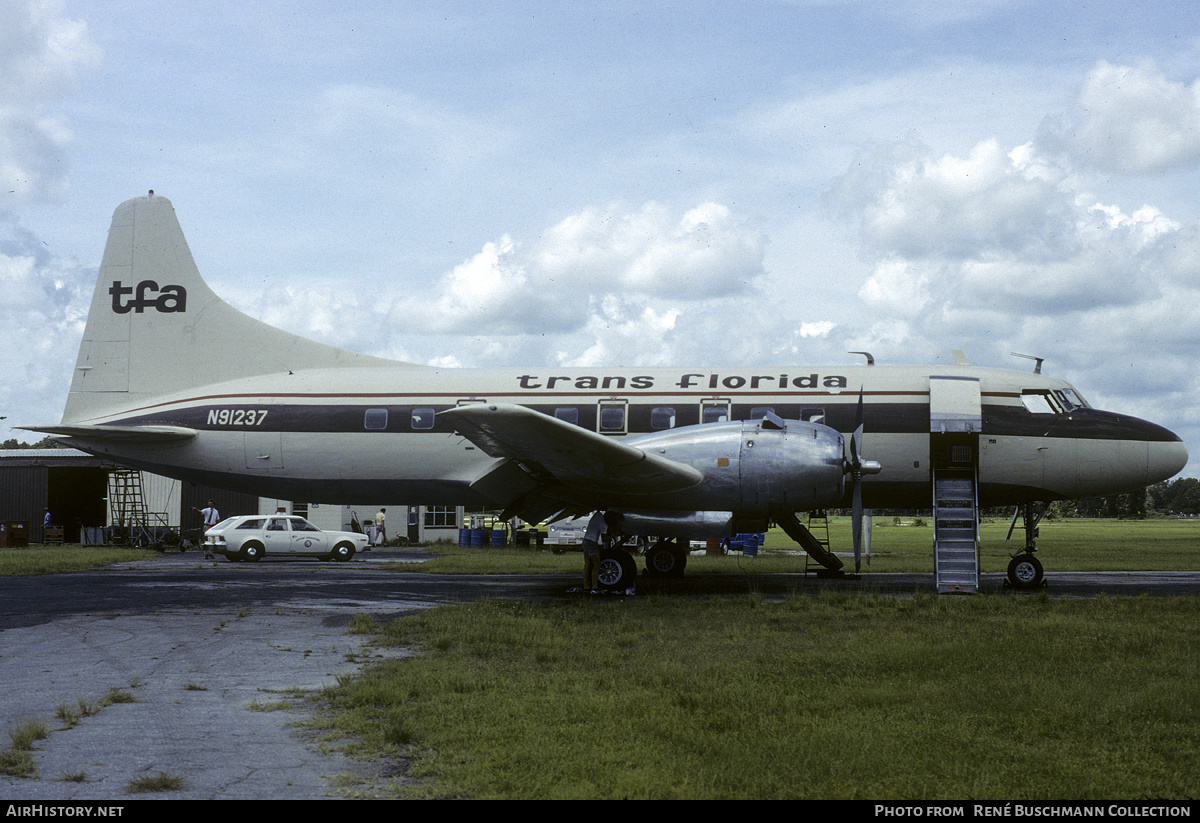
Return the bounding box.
[424,506,457,527]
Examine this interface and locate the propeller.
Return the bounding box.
[847,390,882,572]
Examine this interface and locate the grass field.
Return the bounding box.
[3,517,1196,577]
[0,545,161,575]
[409,516,1200,576]
[5,519,1198,799]
[320,594,1200,799]
[312,518,1199,799]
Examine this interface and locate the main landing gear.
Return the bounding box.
[1006,502,1046,590]
[590,537,689,594]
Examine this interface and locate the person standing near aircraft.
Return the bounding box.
[581,512,623,594]
[193,500,220,558]
[374,508,387,546]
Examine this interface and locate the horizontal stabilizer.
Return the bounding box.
[19,424,198,443]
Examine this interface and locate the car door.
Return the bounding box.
[262,517,293,553]
[288,517,329,555]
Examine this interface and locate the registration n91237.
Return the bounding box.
[207,408,269,427]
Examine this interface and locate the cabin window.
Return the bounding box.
[364,408,388,430]
[651,407,676,429]
[411,408,435,429]
[702,404,728,424]
[600,406,626,431]
[554,407,579,425]
[801,408,825,424]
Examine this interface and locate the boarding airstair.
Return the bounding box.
[929,375,983,594]
[932,467,980,594]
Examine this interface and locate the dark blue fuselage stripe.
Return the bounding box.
[107,400,1181,443]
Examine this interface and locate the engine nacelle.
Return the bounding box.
[620,413,845,516]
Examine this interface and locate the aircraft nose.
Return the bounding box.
[1148,437,1189,485]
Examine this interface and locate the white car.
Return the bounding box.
[204,515,370,562]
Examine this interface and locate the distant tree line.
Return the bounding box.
[1,436,67,449]
[847,478,1200,521]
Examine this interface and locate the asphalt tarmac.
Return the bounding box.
[2,548,1198,801]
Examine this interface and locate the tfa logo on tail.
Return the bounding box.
[109,280,187,314]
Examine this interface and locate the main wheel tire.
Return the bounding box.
[332,543,355,562]
[1007,554,1044,588]
[597,548,636,591]
[644,541,687,578]
[241,542,264,562]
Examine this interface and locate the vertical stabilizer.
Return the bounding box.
[63,194,403,423]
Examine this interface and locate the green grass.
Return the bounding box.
[320,594,1200,799]
[125,772,186,793]
[0,545,160,575]
[408,517,1200,576]
[5,518,1196,577]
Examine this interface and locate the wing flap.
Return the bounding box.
[440,403,701,494]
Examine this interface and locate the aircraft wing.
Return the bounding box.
[19,424,198,443]
[439,403,702,496]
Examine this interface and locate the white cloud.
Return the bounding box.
[392,200,766,344]
[1040,60,1200,173]
[0,0,99,204]
[855,138,1073,260]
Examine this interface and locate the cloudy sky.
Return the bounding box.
[3,0,1199,479]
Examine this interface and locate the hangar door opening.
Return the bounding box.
[48,467,109,543]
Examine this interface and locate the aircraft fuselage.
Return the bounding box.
[57,363,1186,511]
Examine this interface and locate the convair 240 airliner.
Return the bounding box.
[25,194,1188,592]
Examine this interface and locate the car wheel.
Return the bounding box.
[332,543,355,562]
[241,542,264,562]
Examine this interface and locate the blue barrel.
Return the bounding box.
[741,533,760,556]
[459,528,470,546]
[491,529,506,547]
[471,528,487,546]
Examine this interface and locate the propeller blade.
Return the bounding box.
[864,510,872,566]
[851,391,865,467]
[852,480,863,572]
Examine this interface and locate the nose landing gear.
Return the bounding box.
[1006,502,1047,589]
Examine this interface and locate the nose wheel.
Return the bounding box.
[1005,502,1048,589]
[1006,552,1044,589]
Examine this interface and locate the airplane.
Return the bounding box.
[24,193,1189,591]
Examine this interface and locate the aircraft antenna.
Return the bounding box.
[1011,352,1044,374]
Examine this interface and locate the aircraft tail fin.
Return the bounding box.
[62,193,403,423]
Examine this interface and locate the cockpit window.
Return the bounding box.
[1021,389,1088,414]
[1021,391,1062,414]
[1060,388,1088,409]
